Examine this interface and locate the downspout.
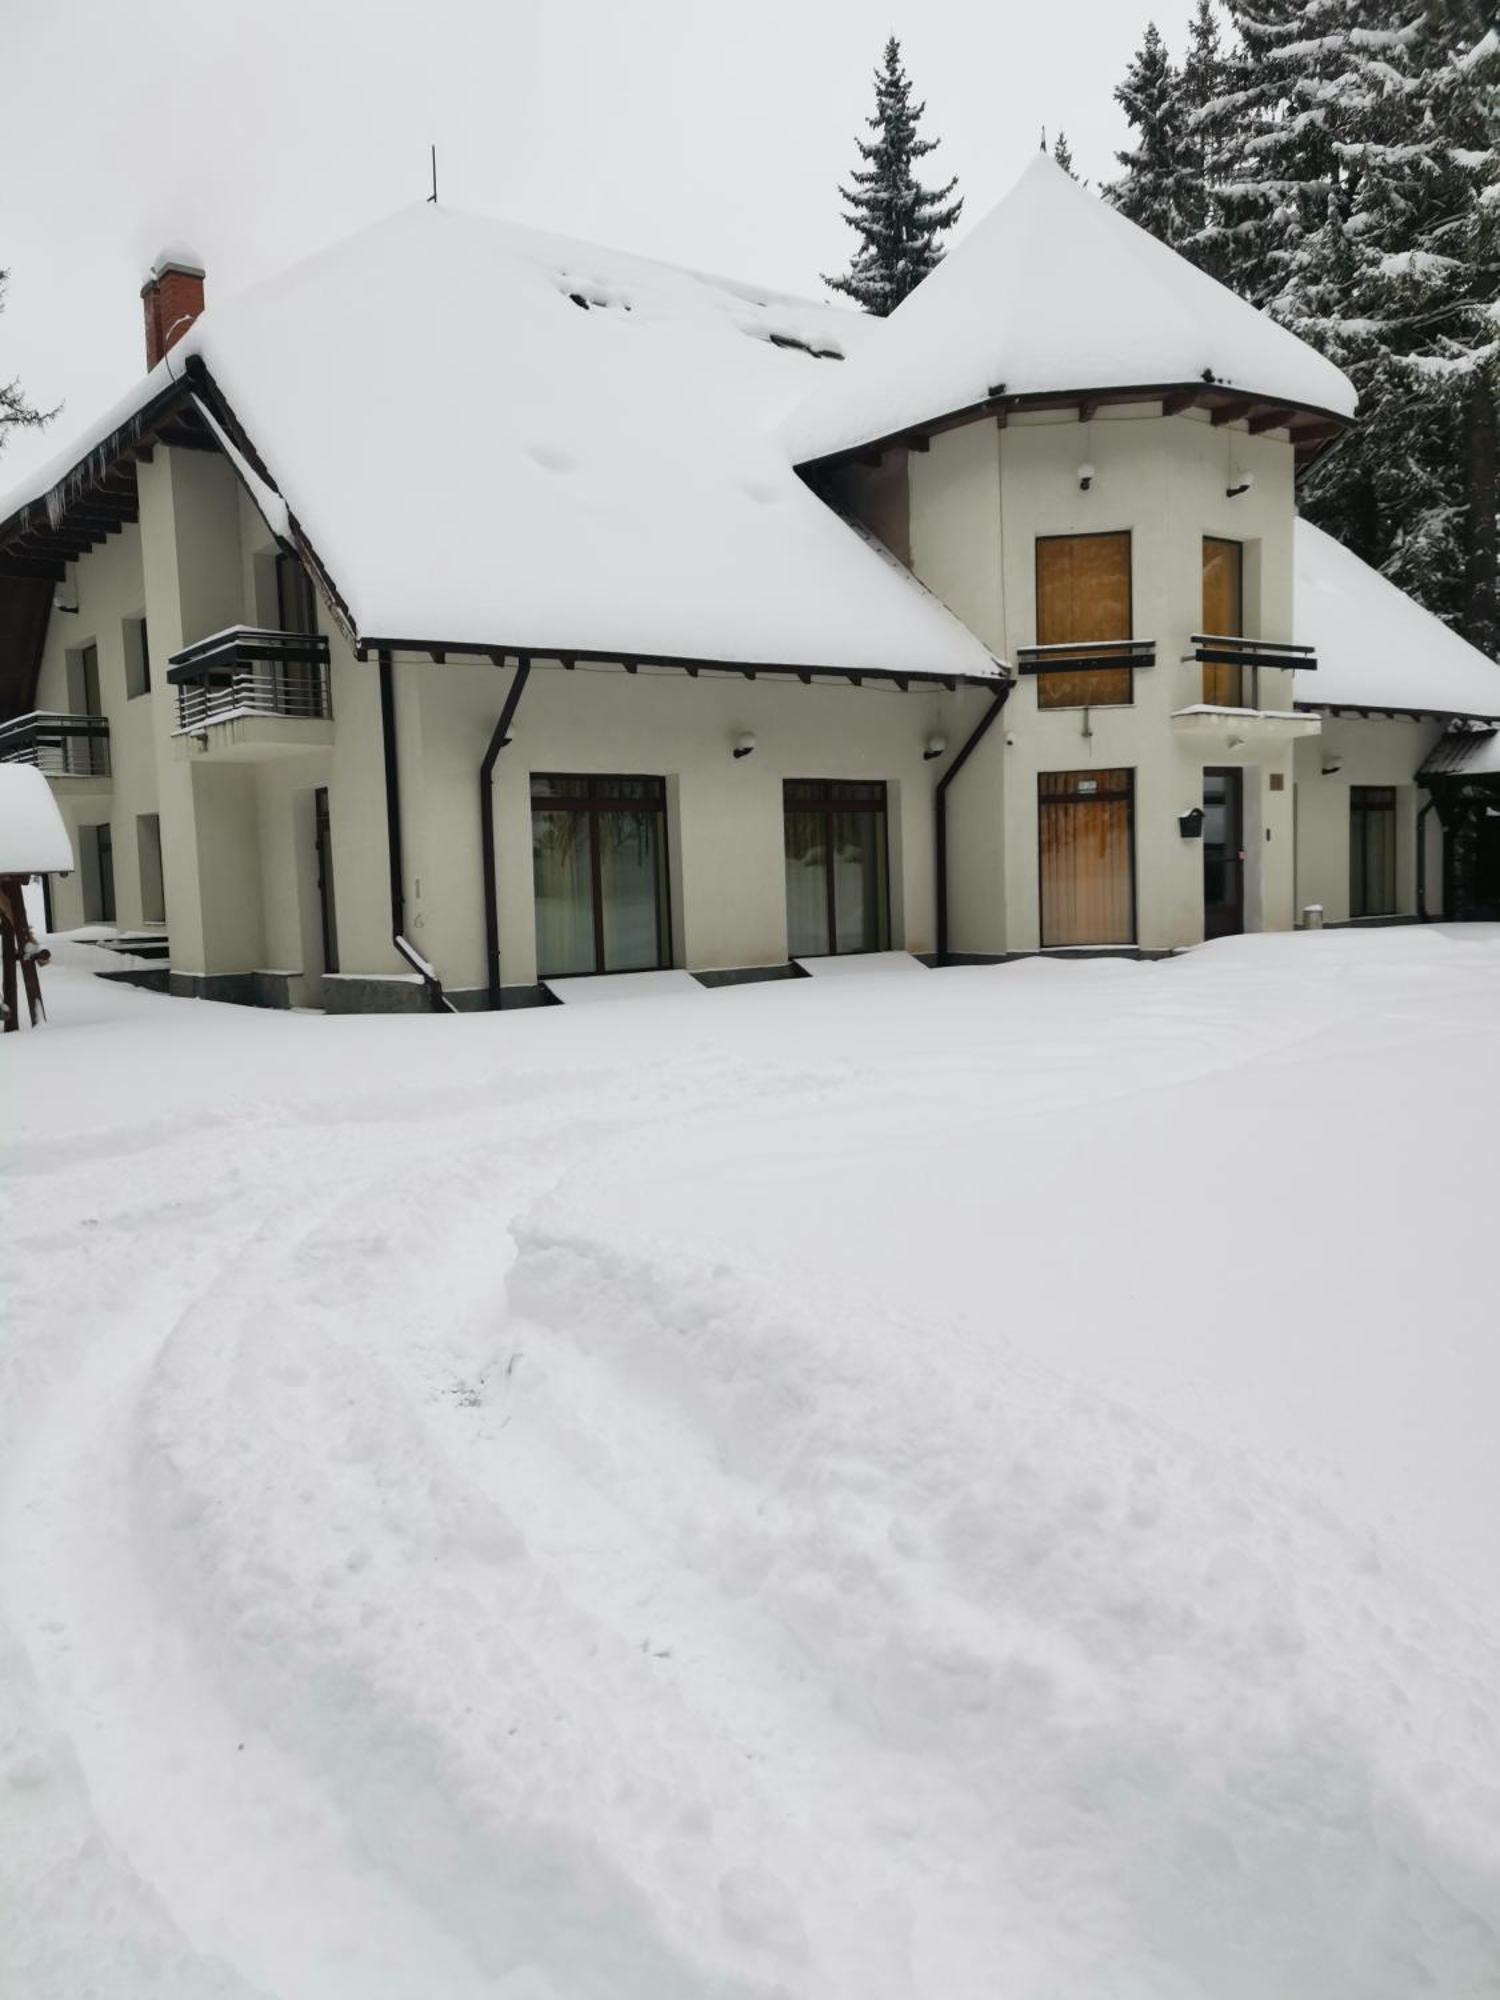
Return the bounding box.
[480,656,532,1010]
[1416,793,1435,922]
[378,648,454,1013]
[935,679,1012,963]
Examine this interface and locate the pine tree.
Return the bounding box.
[0,271,52,458]
[1053,130,1078,178]
[825,38,963,314]
[1281,7,1500,645]
[1178,1,1237,279]
[1106,23,1195,242]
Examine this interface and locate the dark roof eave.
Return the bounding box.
[1297,700,1500,726]
[357,635,1007,690]
[794,380,1354,477]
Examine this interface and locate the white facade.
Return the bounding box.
[7,166,1500,1010]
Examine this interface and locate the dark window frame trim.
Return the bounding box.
[530,769,673,978]
[782,776,893,958]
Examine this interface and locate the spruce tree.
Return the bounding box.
[1053,130,1078,179]
[1178,0,1237,280]
[1107,23,1195,243]
[0,271,52,458]
[1281,7,1500,645]
[825,38,963,314]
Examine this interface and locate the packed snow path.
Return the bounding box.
[4,931,1500,1998]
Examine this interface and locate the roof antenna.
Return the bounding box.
[1039,126,1047,152]
[428,144,438,205]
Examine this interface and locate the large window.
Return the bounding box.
[1201,538,1244,705]
[1035,532,1133,709]
[783,779,890,958]
[531,774,670,977]
[1350,786,1397,918]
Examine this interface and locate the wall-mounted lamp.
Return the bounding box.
[732,731,756,760]
[1077,461,1096,492]
[1320,756,1343,776]
[1178,806,1206,839]
[923,733,948,762]
[51,588,79,615]
[1226,473,1255,499]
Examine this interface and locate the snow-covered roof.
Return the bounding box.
[1294,520,1500,720]
[0,207,1001,683]
[0,763,74,873]
[785,155,1357,468]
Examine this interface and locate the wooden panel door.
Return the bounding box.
[1202,538,1244,705]
[1035,532,1133,708]
[1038,770,1135,946]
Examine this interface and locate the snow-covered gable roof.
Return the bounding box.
[1294,520,1500,721]
[0,207,1000,683]
[0,764,73,873]
[785,154,1357,469]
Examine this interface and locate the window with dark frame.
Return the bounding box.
[136,813,165,924]
[124,617,151,700]
[1350,785,1398,918]
[82,822,116,925]
[530,774,671,978]
[783,778,891,958]
[1034,532,1134,710]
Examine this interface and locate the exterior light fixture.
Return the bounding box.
[732,731,756,760]
[1077,462,1096,491]
[1178,806,1206,839]
[924,733,948,761]
[1227,473,1255,499]
[52,588,79,614]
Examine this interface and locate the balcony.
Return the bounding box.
[167,627,333,761]
[1190,634,1316,709]
[0,710,112,793]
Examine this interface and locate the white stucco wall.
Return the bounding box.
[398,654,988,995]
[910,405,1308,952]
[1293,716,1445,924]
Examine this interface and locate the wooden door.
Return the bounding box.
[1035,533,1133,708]
[1038,770,1135,946]
[1201,539,1244,705]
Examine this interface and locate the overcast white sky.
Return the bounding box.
[2,0,1174,489]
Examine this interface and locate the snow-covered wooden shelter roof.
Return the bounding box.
[0,207,1003,686]
[1294,521,1500,722]
[0,764,73,874]
[785,155,1358,470]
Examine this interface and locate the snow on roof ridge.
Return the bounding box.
[785,152,1358,466]
[0,198,991,680]
[1294,518,1500,720]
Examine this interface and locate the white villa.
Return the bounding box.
[5,156,1500,1013]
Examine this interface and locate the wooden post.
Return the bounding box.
[0,875,50,1030]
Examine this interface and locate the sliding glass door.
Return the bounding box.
[784,779,891,957]
[531,774,670,977]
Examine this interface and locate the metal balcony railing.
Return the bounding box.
[1190,633,1316,709]
[1014,639,1157,674]
[166,627,331,735]
[0,710,111,778]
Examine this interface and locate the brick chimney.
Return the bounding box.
[141,249,206,369]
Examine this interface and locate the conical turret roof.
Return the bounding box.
[787,154,1356,467]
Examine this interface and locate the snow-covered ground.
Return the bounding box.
[5,929,1500,1998]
